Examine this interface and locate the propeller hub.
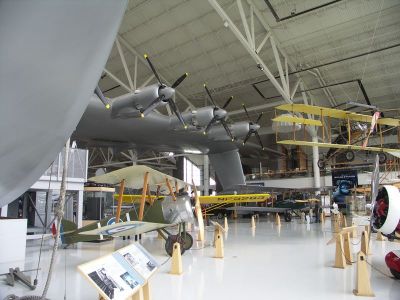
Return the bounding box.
[214,108,227,120]
[249,123,260,132]
[159,86,174,100]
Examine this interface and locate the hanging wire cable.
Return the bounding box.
[354,0,385,102]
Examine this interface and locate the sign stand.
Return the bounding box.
[361,231,370,256]
[211,221,225,259]
[333,234,346,269]
[343,232,352,265]
[224,217,229,231]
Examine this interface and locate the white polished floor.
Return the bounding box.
[1,217,399,300]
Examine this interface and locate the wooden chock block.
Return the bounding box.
[361,231,370,256]
[353,251,375,297]
[224,217,229,231]
[275,213,281,226]
[376,231,387,241]
[334,234,346,269]
[343,232,353,265]
[214,228,224,258]
[251,215,256,228]
[170,242,183,275]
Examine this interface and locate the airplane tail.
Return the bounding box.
[59,219,101,244]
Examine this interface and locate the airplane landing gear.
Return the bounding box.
[164,232,193,256]
[284,212,292,222]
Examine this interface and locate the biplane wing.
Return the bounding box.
[276,103,400,127]
[199,194,270,204]
[276,140,400,153]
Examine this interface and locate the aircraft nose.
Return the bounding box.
[214,108,227,119]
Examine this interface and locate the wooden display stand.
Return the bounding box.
[275,213,281,226]
[376,231,387,241]
[360,231,370,256]
[170,243,183,275]
[101,282,151,300]
[353,251,375,297]
[327,226,358,269]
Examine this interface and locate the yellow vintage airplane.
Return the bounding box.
[272,104,400,161]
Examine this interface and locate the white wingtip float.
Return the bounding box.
[0,0,128,207]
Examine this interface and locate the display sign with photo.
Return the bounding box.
[332,169,358,203]
[78,255,144,300]
[114,243,159,280]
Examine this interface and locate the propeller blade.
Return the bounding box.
[94,86,111,109]
[144,54,162,85]
[222,96,233,109]
[242,104,251,122]
[255,112,264,124]
[141,95,164,116]
[242,131,252,145]
[255,132,265,150]
[204,84,217,107]
[167,98,187,129]
[203,116,217,134]
[171,73,188,89]
[221,120,235,141]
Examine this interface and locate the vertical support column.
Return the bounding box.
[77,190,83,228]
[203,155,209,196]
[312,135,321,191]
[0,205,8,217]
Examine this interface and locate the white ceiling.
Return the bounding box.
[99,0,400,147]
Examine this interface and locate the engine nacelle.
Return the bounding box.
[111,84,162,118]
[372,185,400,235]
[193,107,215,127]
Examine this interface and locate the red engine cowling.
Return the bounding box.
[385,250,400,279]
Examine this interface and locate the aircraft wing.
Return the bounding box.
[225,206,291,213]
[199,194,269,204]
[79,220,169,237]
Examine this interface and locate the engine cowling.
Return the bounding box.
[372,185,400,235]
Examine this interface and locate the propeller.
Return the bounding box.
[94,85,111,109]
[141,54,188,129]
[203,84,235,141]
[242,104,265,150]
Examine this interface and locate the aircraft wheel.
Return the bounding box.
[378,152,387,164]
[317,159,325,169]
[217,212,224,219]
[284,213,292,222]
[165,235,186,257]
[390,268,400,279]
[344,150,355,162]
[182,232,193,250]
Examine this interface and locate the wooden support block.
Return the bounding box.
[214,228,224,258]
[343,232,352,265]
[275,213,281,226]
[170,243,183,275]
[224,217,229,231]
[251,215,256,228]
[376,231,387,241]
[333,234,346,269]
[353,251,375,297]
[361,231,370,256]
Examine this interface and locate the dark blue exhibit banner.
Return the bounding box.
[332,169,358,203]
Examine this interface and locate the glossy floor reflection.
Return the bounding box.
[1,217,399,299]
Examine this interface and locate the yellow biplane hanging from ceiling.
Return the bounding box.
[272,103,400,168]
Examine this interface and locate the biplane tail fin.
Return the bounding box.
[59,219,101,244]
